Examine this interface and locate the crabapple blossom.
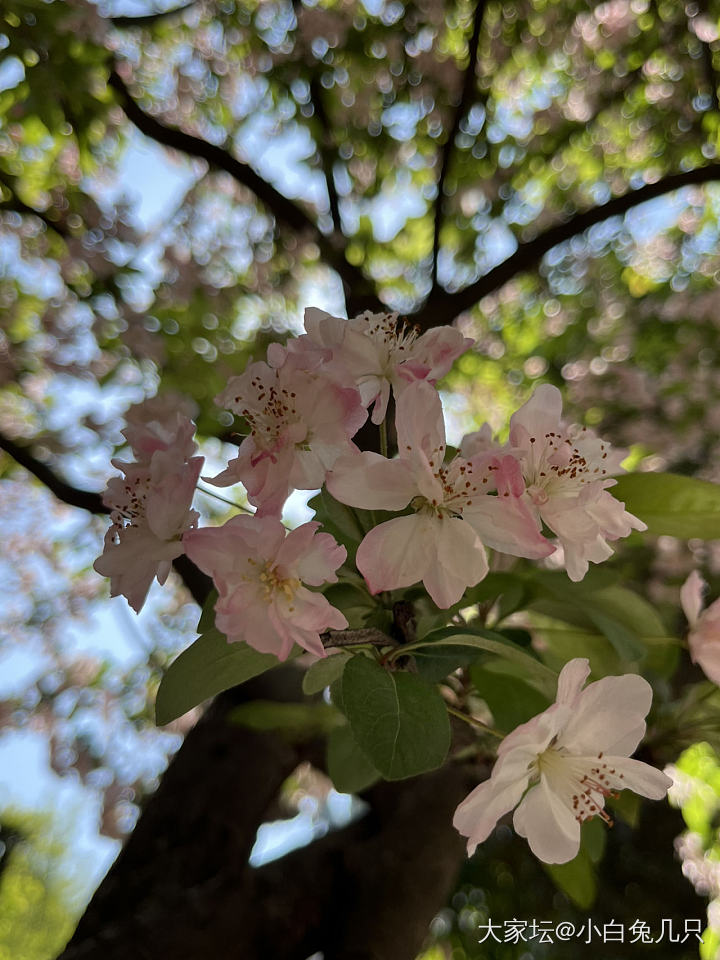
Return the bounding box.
[326,381,552,607]
[504,383,646,581]
[453,657,671,864]
[94,449,203,613]
[681,570,720,685]
[183,516,348,660]
[286,307,474,424]
[121,393,199,464]
[208,357,366,516]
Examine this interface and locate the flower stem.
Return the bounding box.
[447,705,503,739]
[197,484,255,513]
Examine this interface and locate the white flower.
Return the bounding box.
[453,658,671,864]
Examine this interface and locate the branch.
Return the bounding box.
[107,0,199,27]
[430,0,488,293]
[309,74,342,232]
[0,431,107,515]
[419,161,720,327]
[107,70,382,313]
[0,431,211,606]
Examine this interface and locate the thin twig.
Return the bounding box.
[430,0,488,293]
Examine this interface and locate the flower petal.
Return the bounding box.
[326,451,417,510]
[681,570,706,627]
[464,494,554,560]
[513,776,581,864]
[600,755,673,800]
[356,514,432,594]
[509,384,563,445]
[555,657,591,707]
[453,773,529,856]
[558,673,654,757]
[423,517,488,608]
[395,381,446,462]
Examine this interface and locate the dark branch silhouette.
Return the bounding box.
[309,74,342,232]
[430,0,488,294]
[0,431,211,606]
[108,70,383,315]
[419,160,720,328]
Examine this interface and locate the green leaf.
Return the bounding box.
[528,573,667,663]
[197,589,219,633]
[307,489,379,561]
[228,700,342,741]
[407,626,557,697]
[414,645,481,683]
[470,664,552,732]
[612,472,720,539]
[326,723,381,794]
[302,652,352,695]
[321,582,375,629]
[341,655,451,780]
[155,629,298,725]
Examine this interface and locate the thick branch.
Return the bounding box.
[0,431,211,606]
[418,161,720,327]
[430,0,488,292]
[108,70,382,314]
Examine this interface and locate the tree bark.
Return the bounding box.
[58,663,474,960]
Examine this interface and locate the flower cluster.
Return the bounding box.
[93,396,204,613]
[93,308,670,866]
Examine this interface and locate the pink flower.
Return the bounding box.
[183,516,348,660]
[209,358,366,516]
[94,450,203,613]
[681,570,720,685]
[507,384,646,581]
[326,382,552,608]
[121,393,199,464]
[289,307,474,424]
[453,658,672,864]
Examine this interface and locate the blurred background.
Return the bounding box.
[3,0,720,956]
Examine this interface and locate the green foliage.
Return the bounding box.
[543,819,606,910]
[341,654,451,780]
[326,723,380,794]
[302,651,351,695]
[613,473,720,539]
[155,627,298,725]
[0,811,78,960]
[410,626,558,697]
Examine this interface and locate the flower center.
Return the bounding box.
[257,562,300,601]
[537,747,622,825]
[523,428,611,499]
[236,372,299,451]
[361,311,420,366]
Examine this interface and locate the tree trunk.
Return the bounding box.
[58,666,473,960]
